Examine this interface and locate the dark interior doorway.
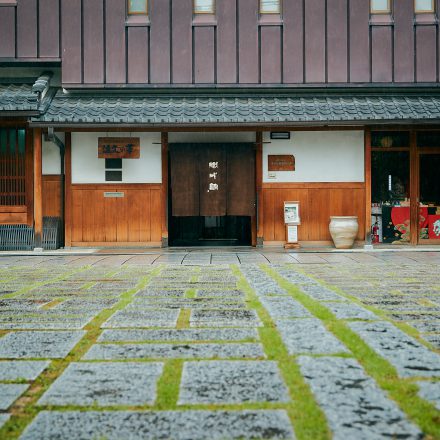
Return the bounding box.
[168,143,255,246]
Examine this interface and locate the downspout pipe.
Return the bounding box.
[44,127,65,247]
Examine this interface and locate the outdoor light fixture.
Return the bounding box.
[270,132,291,140]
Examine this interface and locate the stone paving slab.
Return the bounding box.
[178,361,290,404]
[0,413,10,428]
[83,343,265,360]
[259,297,312,319]
[19,410,295,440]
[195,289,246,299]
[98,328,259,342]
[0,361,50,380]
[129,298,246,310]
[190,310,262,327]
[0,331,86,359]
[323,302,378,320]
[416,381,440,410]
[0,383,29,409]
[38,362,163,406]
[276,319,350,355]
[348,321,440,377]
[102,309,180,328]
[297,356,422,440]
[136,289,186,298]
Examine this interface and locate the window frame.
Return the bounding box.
[370,0,392,14]
[259,0,282,15]
[414,0,435,13]
[127,0,148,15]
[193,0,215,15]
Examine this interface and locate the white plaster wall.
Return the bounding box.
[263,131,364,182]
[71,132,162,183]
[168,132,256,143]
[42,132,64,175]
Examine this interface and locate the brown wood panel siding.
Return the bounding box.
[238,0,259,84]
[0,7,15,57]
[0,212,27,224]
[194,26,215,84]
[262,183,366,242]
[17,0,37,57]
[61,0,82,84]
[260,26,282,84]
[83,0,104,84]
[128,27,149,84]
[42,175,62,218]
[171,0,192,83]
[105,0,126,84]
[416,25,437,82]
[150,0,171,84]
[217,0,237,83]
[69,185,162,244]
[305,0,326,83]
[394,0,414,82]
[349,0,370,82]
[39,0,60,58]
[371,26,393,82]
[327,0,348,83]
[283,0,304,83]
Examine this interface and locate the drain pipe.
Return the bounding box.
[44,127,65,247]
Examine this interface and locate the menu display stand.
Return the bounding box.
[283,201,301,249]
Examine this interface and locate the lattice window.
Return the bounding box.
[0,128,26,206]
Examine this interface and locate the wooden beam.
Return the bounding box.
[161,132,169,246]
[33,128,43,248]
[409,130,419,246]
[25,128,34,226]
[256,131,263,245]
[364,129,372,243]
[64,133,72,247]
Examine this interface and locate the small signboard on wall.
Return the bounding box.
[268,155,295,171]
[98,137,140,159]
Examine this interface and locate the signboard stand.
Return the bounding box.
[283,201,301,249]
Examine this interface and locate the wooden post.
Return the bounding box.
[33,128,43,249]
[64,133,72,247]
[256,131,263,246]
[25,128,34,226]
[364,129,372,244]
[409,130,419,246]
[161,132,169,247]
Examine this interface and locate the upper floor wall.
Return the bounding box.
[1,0,440,87]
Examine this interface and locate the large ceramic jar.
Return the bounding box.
[329,216,359,249]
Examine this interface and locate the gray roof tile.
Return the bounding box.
[0,83,37,112]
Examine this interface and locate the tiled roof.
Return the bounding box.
[34,92,440,125]
[0,83,38,112]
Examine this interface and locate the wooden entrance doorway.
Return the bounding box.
[168,143,256,246]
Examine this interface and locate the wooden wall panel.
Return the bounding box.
[83,0,104,84]
[39,0,60,58]
[394,0,414,82]
[42,175,62,218]
[150,0,171,83]
[17,0,38,58]
[171,0,192,83]
[61,0,82,84]
[260,26,282,84]
[349,0,370,82]
[217,0,237,83]
[238,0,259,83]
[416,26,437,82]
[0,211,27,224]
[283,0,304,83]
[262,183,365,242]
[128,27,149,84]
[305,0,326,83]
[371,26,393,82]
[327,0,348,83]
[69,185,162,245]
[194,27,215,84]
[0,7,15,57]
[105,0,126,84]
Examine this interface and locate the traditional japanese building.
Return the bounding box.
[1,0,440,249]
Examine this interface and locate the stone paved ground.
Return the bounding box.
[0,251,439,439]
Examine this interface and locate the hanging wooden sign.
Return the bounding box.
[268,155,295,171]
[98,137,140,159]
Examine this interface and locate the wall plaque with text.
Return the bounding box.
[268,155,295,171]
[98,137,140,159]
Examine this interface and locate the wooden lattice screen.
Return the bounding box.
[0,128,26,206]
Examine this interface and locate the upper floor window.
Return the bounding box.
[194,0,215,14]
[128,0,147,15]
[370,0,391,14]
[260,0,281,14]
[415,0,435,13]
